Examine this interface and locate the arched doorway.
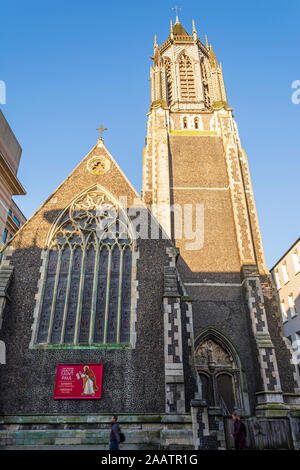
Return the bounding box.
[194,331,244,414]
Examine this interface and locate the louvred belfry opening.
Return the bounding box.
[164,57,173,105]
[179,52,196,100]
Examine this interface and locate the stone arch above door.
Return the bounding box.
[194,328,248,414]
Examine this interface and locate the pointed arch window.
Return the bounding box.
[179,52,196,100]
[200,58,211,108]
[194,117,199,129]
[164,57,173,105]
[195,332,245,414]
[34,187,135,348]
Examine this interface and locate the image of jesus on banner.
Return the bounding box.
[77,365,99,396]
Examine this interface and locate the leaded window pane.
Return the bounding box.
[64,247,82,343]
[120,247,132,343]
[106,246,120,343]
[51,246,70,343]
[94,247,108,343]
[79,246,95,343]
[37,249,58,343]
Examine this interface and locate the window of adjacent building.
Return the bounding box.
[194,117,199,129]
[35,188,134,348]
[282,262,289,284]
[13,216,20,227]
[2,229,8,244]
[179,52,196,100]
[292,250,300,274]
[274,269,281,290]
[183,117,188,129]
[288,294,297,317]
[280,300,288,322]
[293,332,300,366]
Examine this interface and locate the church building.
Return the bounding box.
[0,16,300,450]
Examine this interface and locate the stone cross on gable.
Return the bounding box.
[96,125,108,140]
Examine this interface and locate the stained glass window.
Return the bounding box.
[35,188,134,347]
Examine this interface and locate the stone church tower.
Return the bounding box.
[142,17,300,447]
[0,16,300,450]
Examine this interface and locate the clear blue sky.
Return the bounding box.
[1,0,299,268]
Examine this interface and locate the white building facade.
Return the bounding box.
[271,238,300,369]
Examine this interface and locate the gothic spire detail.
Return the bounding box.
[205,34,209,49]
[153,34,163,67]
[192,19,197,40]
[209,46,219,69]
[170,19,174,40]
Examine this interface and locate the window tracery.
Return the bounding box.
[35,187,134,347]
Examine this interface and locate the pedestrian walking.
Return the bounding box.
[231,413,247,450]
[109,415,123,450]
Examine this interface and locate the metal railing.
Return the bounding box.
[219,395,231,416]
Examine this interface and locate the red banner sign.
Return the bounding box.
[54,364,103,399]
